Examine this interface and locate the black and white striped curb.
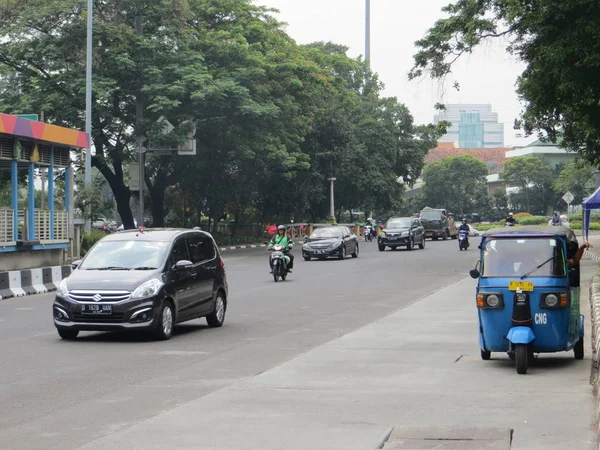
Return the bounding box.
[219,244,264,252]
[0,265,72,300]
[586,249,600,262]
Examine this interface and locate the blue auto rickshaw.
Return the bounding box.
[470,226,584,374]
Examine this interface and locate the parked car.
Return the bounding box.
[466,224,480,237]
[302,226,359,261]
[53,228,228,341]
[378,217,425,251]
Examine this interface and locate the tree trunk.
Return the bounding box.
[146,170,170,227]
[232,205,240,237]
[92,155,134,229]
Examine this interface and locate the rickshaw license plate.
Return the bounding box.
[508,280,534,292]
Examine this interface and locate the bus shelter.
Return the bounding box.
[0,113,89,270]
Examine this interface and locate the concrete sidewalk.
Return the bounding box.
[78,265,596,450]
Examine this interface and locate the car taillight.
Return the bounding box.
[220,259,225,272]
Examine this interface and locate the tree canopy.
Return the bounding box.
[422,154,490,216]
[0,0,444,230]
[409,0,600,164]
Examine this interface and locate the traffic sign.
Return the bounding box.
[17,114,38,121]
[562,191,574,205]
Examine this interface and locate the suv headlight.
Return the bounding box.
[302,243,309,249]
[57,279,68,298]
[132,278,164,300]
[401,231,409,236]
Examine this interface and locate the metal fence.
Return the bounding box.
[0,209,15,243]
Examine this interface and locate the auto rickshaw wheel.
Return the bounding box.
[515,344,528,374]
[574,338,584,360]
[480,349,491,360]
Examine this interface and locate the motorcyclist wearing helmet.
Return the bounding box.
[458,218,470,233]
[505,212,517,225]
[268,225,294,273]
[458,218,470,247]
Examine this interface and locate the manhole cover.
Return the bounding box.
[380,427,513,449]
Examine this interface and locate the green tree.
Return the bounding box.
[422,155,489,216]
[409,0,600,162]
[554,160,597,206]
[500,156,554,213]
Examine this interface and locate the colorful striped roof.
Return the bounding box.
[0,113,89,148]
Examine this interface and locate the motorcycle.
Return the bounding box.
[458,229,469,250]
[364,226,373,242]
[505,221,515,227]
[269,244,292,282]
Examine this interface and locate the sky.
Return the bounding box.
[256,0,532,147]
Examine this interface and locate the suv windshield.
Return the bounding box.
[387,219,412,228]
[80,240,170,270]
[311,228,343,239]
[482,238,565,277]
[420,211,443,220]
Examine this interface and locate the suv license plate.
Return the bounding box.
[82,304,113,315]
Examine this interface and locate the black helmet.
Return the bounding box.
[277,225,286,231]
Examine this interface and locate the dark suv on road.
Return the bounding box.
[378,217,425,251]
[53,228,228,341]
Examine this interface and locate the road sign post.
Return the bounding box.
[562,191,574,214]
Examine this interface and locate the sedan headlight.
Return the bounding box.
[57,278,68,298]
[302,243,310,249]
[331,241,342,249]
[132,278,164,300]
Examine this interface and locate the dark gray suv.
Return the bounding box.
[378,217,425,251]
[53,228,228,341]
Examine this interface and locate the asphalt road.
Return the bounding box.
[0,237,594,449]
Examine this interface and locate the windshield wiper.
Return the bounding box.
[520,256,555,279]
[132,266,158,270]
[90,266,132,271]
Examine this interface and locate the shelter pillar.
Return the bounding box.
[11,159,18,241]
[49,147,55,240]
[27,162,35,241]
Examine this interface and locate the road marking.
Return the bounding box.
[14,307,33,311]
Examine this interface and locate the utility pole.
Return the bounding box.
[365,0,371,64]
[84,0,93,233]
[328,177,336,224]
[135,10,144,229]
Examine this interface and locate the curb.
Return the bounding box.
[0,265,72,301]
[219,244,264,252]
[589,274,600,449]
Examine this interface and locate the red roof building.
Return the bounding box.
[424,147,510,174]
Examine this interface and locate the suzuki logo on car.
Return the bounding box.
[93,294,102,302]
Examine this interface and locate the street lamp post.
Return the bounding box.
[84,0,93,233]
[365,0,371,64]
[328,177,336,224]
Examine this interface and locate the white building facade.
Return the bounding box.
[434,104,505,148]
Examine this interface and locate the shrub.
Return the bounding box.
[515,215,549,225]
[513,212,533,218]
[570,222,600,230]
[81,229,106,256]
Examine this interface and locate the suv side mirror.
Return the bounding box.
[173,259,193,270]
[71,259,82,270]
